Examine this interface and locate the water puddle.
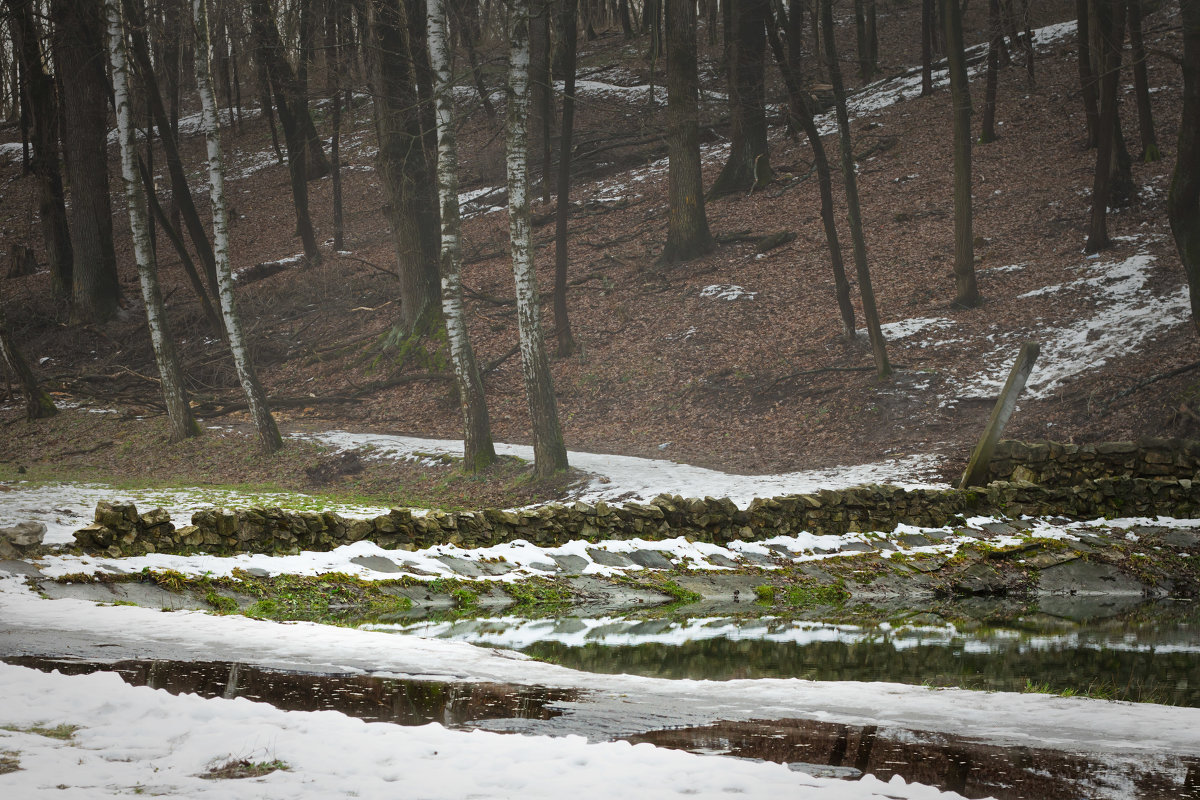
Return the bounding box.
[4,656,578,727]
[369,598,1200,705]
[631,718,1200,800]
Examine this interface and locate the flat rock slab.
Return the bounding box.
[627,550,674,570]
[475,560,517,576]
[435,555,485,577]
[350,555,403,573]
[1038,559,1147,596]
[896,534,933,548]
[840,542,875,553]
[528,561,559,572]
[551,554,589,575]
[586,548,634,568]
[705,553,741,568]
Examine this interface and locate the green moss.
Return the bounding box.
[782,580,848,608]
[503,578,573,609]
[753,584,776,604]
[450,587,479,608]
[2,724,79,741]
[204,590,238,614]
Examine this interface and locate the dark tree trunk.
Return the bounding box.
[450,0,496,118]
[1171,0,1200,337]
[257,57,286,164]
[367,0,442,333]
[821,0,890,377]
[661,0,715,265]
[326,0,347,250]
[618,0,633,37]
[943,0,981,307]
[7,0,73,296]
[1077,0,1101,148]
[530,0,554,203]
[0,303,57,420]
[979,0,1002,144]
[708,0,771,199]
[1128,0,1159,162]
[854,0,878,80]
[52,0,120,324]
[251,0,323,265]
[1086,0,1128,254]
[922,0,936,95]
[767,1,855,337]
[554,0,580,356]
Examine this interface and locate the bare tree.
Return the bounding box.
[1128,0,1159,162]
[661,0,715,264]
[708,0,771,199]
[943,0,981,307]
[820,0,890,377]
[428,0,497,472]
[196,0,283,453]
[1170,0,1200,334]
[554,0,580,355]
[508,0,569,477]
[107,0,199,442]
[52,0,121,323]
[979,0,1002,144]
[1086,0,1128,254]
[0,302,56,420]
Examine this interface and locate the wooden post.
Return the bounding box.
[959,342,1040,489]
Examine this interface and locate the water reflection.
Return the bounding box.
[368,599,1200,704]
[4,657,577,726]
[631,719,1200,800]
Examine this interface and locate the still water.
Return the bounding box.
[368,597,1200,705]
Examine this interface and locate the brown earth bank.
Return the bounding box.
[1,2,1197,499]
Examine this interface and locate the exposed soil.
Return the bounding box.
[0,4,1195,500]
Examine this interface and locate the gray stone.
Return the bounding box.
[550,554,589,574]
[586,548,634,568]
[980,521,1020,537]
[399,561,439,577]
[896,533,932,548]
[738,551,777,567]
[528,561,559,572]
[475,560,517,576]
[0,521,46,549]
[953,562,1011,594]
[1038,559,1146,596]
[628,550,674,570]
[840,541,875,553]
[350,555,403,573]
[436,555,485,577]
[244,567,271,578]
[705,553,741,568]
[765,543,798,557]
[1154,528,1200,549]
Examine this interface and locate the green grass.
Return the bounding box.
[0,751,19,774]
[2,724,79,741]
[200,757,289,780]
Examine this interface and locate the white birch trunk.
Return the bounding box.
[429,0,496,472]
[194,0,283,453]
[507,0,568,477]
[105,0,198,442]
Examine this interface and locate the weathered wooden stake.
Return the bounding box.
[959,341,1040,489]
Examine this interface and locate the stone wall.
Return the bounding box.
[987,438,1200,485]
[73,476,1200,558]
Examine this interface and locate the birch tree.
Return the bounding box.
[105,0,199,442]
[194,0,283,453]
[428,0,496,473]
[508,0,569,478]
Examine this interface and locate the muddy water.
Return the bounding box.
[374,599,1200,705]
[3,656,577,727]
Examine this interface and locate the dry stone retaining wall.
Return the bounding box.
[73,475,1200,558]
[987,438,1200,485]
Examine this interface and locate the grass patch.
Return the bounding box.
[782,581,849,608]
[200,757,289,780]
[0,751,19,774]
[2,724,79,741]
[753,584,775,604]
[503,578,573,610]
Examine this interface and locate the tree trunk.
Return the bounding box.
[979,0,1002,144]
[1077,0,1100,148]
[530,0,554,203]
[508,0,569,478]
[1128,0,1159,162]
[52,0,120,324]
[450,0,496,118]
[854,0,877,80]
[251,0,323,265]
[195,0,283,453]
[367,0,442,335]
[661,0,715,265]
[708,0,771,199]
[921,0,935,96]
[326,0,347,250]
[0,302,57,421]
[429,0,497,472]
[1086,0,1127,254]
[767,2,855,338]
[943,0,981,307]
[107,0,199,442]
[1170,0,1200,337]
[6,0,73,297]
[820,0,890,377]
[124,0,222,299]
[554,0,580,355]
